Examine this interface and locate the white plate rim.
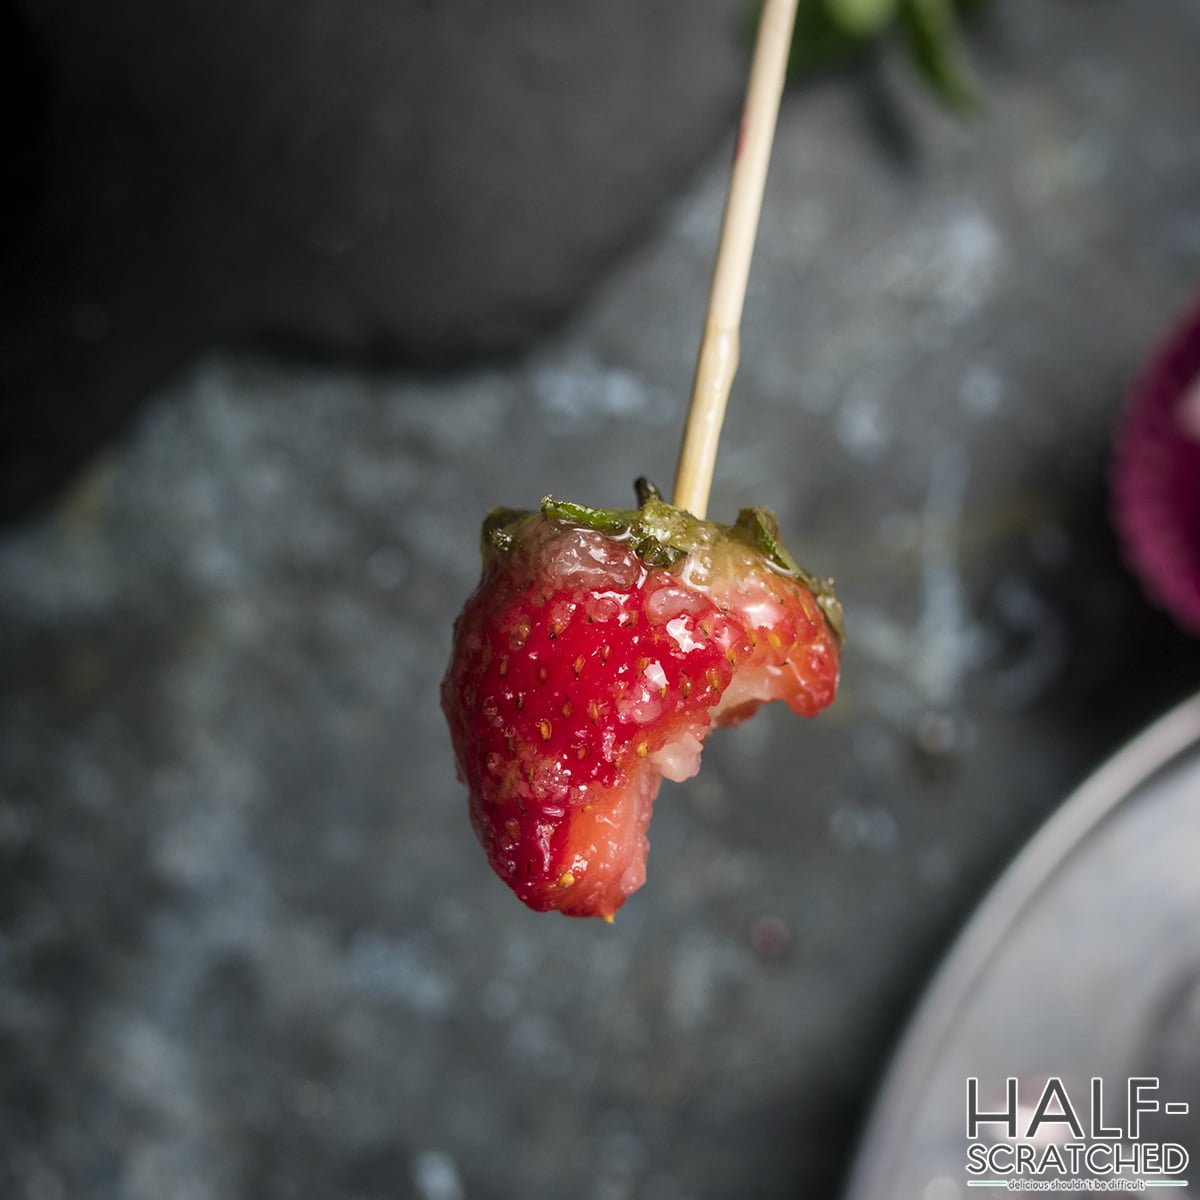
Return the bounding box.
[843,691,1200,1200]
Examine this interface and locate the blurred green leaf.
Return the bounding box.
[900,0,980,111]
[783,0,869,76]
[826,0,899,36]
[748,0,990,112]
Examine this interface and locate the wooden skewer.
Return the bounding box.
[672,0,799,519]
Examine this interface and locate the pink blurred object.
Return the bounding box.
[1113,294,1200,632]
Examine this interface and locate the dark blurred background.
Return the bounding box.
[2,1,1200,1198]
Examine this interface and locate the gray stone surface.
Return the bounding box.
[3,2,1200,1198]
[1,0,745,518]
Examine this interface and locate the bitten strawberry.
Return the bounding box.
[441,481,842,920]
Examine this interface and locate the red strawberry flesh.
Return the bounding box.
[441,496,841,920]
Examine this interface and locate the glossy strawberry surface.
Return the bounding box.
[441,495,841,919]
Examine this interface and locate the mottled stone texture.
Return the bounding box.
[3,2,1200,1199]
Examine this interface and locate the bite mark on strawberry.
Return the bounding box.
[442,488,842,920]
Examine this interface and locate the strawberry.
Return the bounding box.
[441,480,842,920]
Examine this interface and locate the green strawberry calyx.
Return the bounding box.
[480,479,844,641]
